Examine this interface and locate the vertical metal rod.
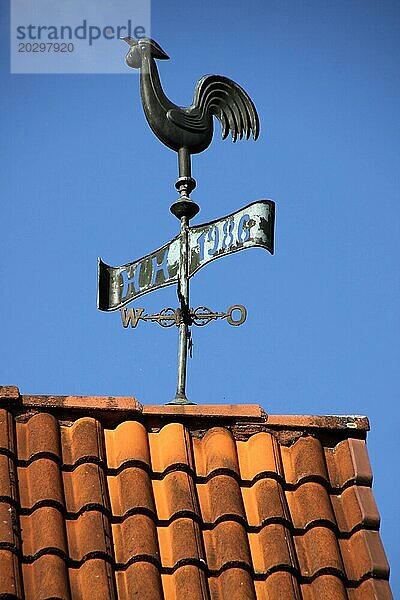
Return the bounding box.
[168,147,199,405]
[172,214,191,403]
[178,147,191,178]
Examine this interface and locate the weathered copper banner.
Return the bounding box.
[98,200,274,311]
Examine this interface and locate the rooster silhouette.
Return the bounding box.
[122,37,259,156]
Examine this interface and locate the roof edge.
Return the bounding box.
[266,414,370,432]
[0,386,142,414]
[143,404,266,420]
[0,387,369,432]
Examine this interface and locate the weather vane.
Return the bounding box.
[98,38,275,404]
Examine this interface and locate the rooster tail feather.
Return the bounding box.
[193,75,259,141]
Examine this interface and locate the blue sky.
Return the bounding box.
[1,0,399,590]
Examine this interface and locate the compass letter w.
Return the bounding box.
[120,307,145,328]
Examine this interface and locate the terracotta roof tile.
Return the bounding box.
[162,565,209,599]
[339,529,390,581]
[69,559,116,600]
[300,574,348,600]
[104,420,150,469]
[250,523,297,574]
[0,549,22,598]
[0,408,16,455]
[158,517,204,568]
[197,474,245,523]
[210,568,257,599]
[116,562,163,600]
[294,526,344,578]
[285,481,336,530]
[0,502,20,552]
[112,513,159,564]
[347,578,394,600]
[16,413,61,463]
[63,463,109,513]
[0,388,393,599]
[153,470,198,520]
[20,506,67,558]
[204,520,252,570]
[18,458,65,510]
[242,478,288,527]
[66,510,113,562]
[108,467,155,518]
[149,423,194,473]
[325,438,373,489]
[255,571,301,599]
[22,554,70,600]
[193,427,240,477]
[61,417,105,466]
[281,436,329,485]
[331,485,380,534]
[236,432,281,481]
[0,454,18,502]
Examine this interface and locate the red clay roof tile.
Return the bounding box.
[197,474,245,524]
[62,463,108,513]
[339,529,389,581]
[236,432,281,481]
[325,437,373,489]
[204,520,252,571]
[242,478,288,527]
[66,510,112,562]
[300,574,348,600]
[210,568,257,599]
[20,506,67,558]
[0,408,16,454]
[193,427,240,477]
[281,436,329,485]
[104,420,150,469]
[68,559,116,600]
[162,565,210,599]
[22,554,70,600]
[285,481,335,530]
[61,417,105,466]
[347,578,394,600]
[153,470,198,521]
[158,517,204,568]
[331,485,380,534]
[255,571,301,600]
[149,423,194,473]
[249,523,297,574]
[18,458,64,510]
[16,413,61,463]
[0,549,22,598]
[112,513,159,564]
[0,502,20,553]
[0,387,393,599]
[0,454,18,502]
[294,526,344,578]
[108,467,155,517]
[116,562,163,600]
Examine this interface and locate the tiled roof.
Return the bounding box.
[0,386,392,599]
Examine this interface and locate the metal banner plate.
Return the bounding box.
[188,200,274,277]
[98,200,274,311]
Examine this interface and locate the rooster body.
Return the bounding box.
[122,38,259,155]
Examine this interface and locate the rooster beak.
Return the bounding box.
[121,36,137,46]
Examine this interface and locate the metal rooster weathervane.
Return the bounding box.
[97,38,275,404]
